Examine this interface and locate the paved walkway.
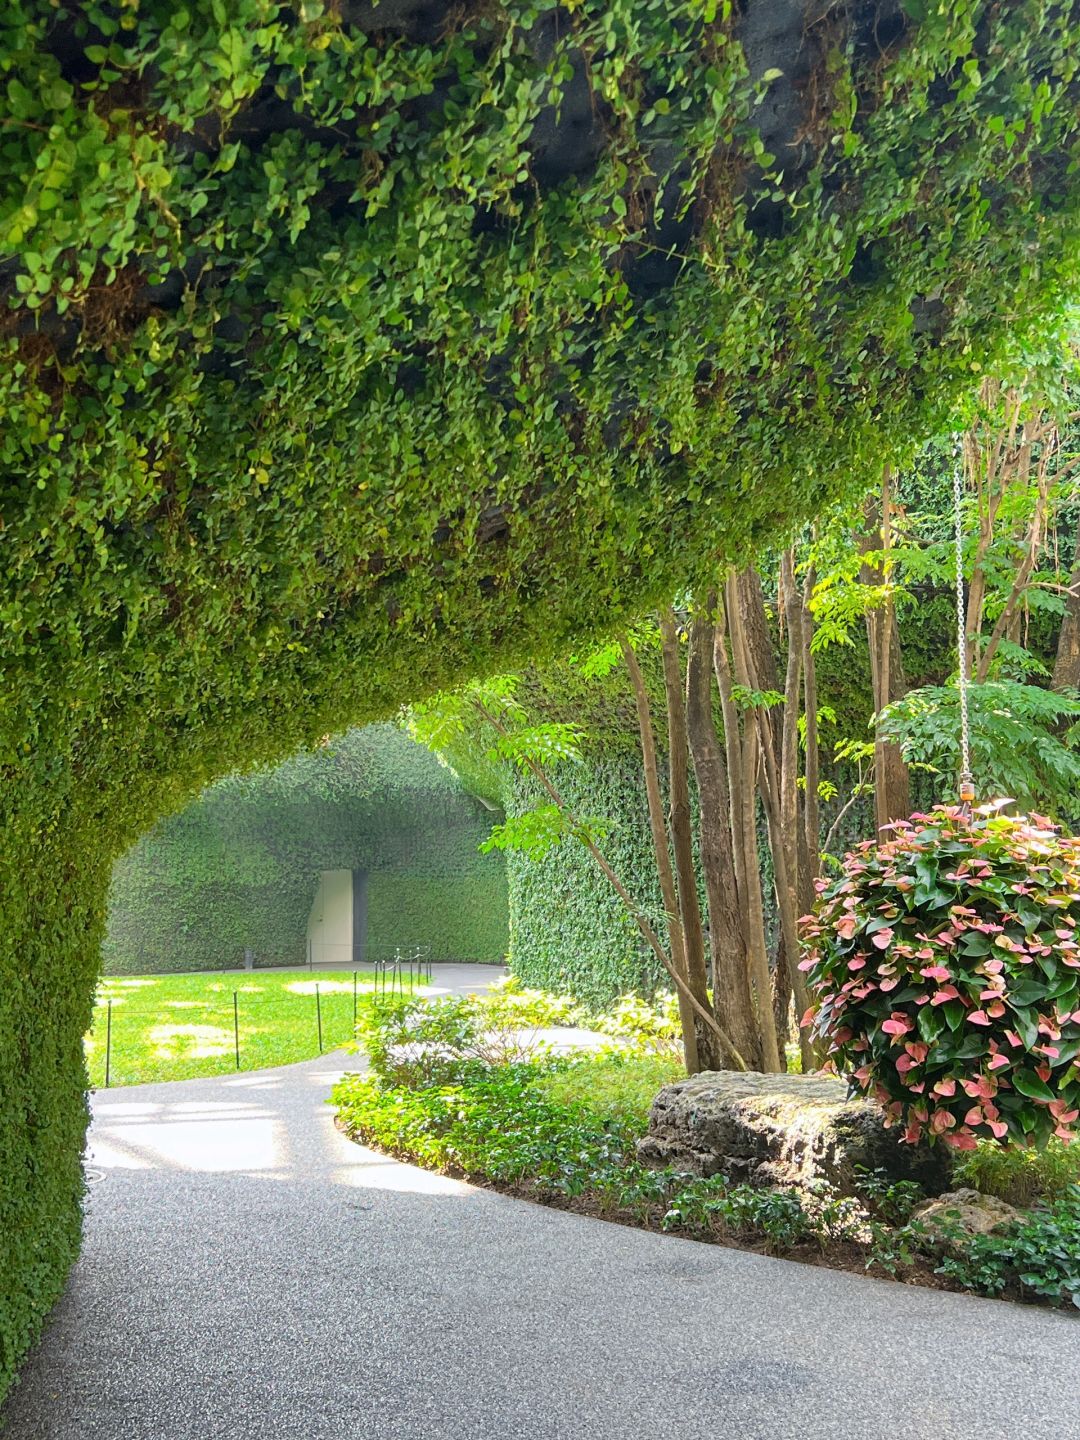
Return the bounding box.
[3,1054,1078,1438]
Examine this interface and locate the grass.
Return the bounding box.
[953,1137,1080,1206]
[87,969,417,1087]
[536,1052,685,1131]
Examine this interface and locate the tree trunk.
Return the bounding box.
[621,636,700,1075]
[714,596,783,1072]
[727,563,817,1069]
[1053,566,1080,693]
[659,609,722,1071]
[860,473,910,833]
[801,561,820,885]
[685,605,763,1070]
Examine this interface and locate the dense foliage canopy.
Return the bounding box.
[4,0,1080,835]
[2,0,1080,1407]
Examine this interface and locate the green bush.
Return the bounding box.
[537,1052,684,1131]
[936,1189,1080,1308]
[952,1137,1080,1207]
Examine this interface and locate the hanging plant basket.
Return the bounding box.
[799,806,1080,1150]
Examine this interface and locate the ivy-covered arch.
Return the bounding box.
[105,724,508,972]
[2,0,1080,1400]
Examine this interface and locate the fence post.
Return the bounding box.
[104,999,112,1088]
[316,983,323,1054]
[233,992,240,1070]
[352,970,358,1029]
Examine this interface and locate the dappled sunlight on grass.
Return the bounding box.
[86,966,418,1086]
[148,1024,233,1061]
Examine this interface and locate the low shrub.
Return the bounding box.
[589,991,683,1056]
[537,1052,684,1131]
[353,990,555,1086]
[487,976,588,1029]
[934,1188,1080,1308]
[801,807,1080,1150]
[953,1136,1080,1206]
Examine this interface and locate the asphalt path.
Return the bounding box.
[4,979,1078,1439]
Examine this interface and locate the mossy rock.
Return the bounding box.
[638,1070,951,1196]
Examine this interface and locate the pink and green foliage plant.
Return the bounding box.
[799,807,1080,1152]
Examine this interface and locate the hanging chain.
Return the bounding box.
[953,439,975,810]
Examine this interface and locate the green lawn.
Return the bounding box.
[537,1053,685,1131]
[87,969,416,1087]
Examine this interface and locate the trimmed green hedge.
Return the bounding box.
[105,726,508,971]
[507,757,666,1006]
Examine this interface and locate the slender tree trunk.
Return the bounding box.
[974,436,1051,682]
[801,561,820,886]
[685,604,763,1070]
[860,473,910,833]
[714,596,783,1072]
[621,636,700,1075]
[1053,555,1080,694]
[771,555,817,1066]
[727,563,818,1069]
[659,609,722,1071]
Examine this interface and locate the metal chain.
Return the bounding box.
[953,438,975,809]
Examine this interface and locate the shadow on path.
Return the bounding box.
[3,1032,1078,1437]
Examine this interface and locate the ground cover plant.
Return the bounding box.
[86,969,418,1087]
[334,991,1080,1309]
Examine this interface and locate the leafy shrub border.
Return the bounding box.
[335,993,1080,1309]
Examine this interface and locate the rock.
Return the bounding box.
[637,1070,950,1196]
[910,1188,1022,1255]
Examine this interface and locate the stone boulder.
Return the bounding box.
[910,1188,1022,1256]
[637,1071,951,1196]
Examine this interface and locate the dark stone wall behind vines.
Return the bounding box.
[104,724,509,973]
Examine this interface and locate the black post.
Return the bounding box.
[104,999,112,1089]
[352,970,358,1028]
[233,991,240,1069]
[316,983,323,1054]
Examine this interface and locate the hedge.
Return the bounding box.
[105,725,508,972]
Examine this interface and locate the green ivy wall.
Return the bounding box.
[105,725,508,973]
[505,757,666,1007]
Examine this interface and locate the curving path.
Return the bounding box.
[3,1045,1078,1437]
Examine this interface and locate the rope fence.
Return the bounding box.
[87,947,434,1088]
